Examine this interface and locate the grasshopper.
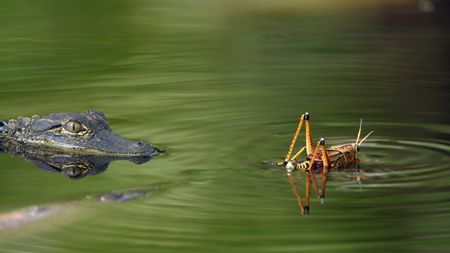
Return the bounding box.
[274,112,373,215]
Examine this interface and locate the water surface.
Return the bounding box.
[0,1,449,252]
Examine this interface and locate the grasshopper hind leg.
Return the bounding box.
[284,114,305,163]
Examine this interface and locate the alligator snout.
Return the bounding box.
[133,141,165,157]
[133,141,154,155]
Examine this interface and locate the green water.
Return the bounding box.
[0,1,449,252]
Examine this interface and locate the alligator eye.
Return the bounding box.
[64,165,88,179]
[65,121,83,134]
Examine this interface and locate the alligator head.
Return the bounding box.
[0,110,159,157]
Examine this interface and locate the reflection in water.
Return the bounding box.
[286,162,362,215]
[0,205,72,231]
[90,189,151,202]
[0,183,169,231]
[0,141,155,180]
[266,159,364,215]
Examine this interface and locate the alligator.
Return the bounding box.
[0,110,169,231]
[0,110,160,157]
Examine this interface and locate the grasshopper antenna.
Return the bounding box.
[355,118,362,144]
[358,131,374,146]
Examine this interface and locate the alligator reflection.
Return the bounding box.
[0,141,154,180]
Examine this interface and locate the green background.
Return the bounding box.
[0,1,449,252]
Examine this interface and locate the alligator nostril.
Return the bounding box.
[135,141,150,150]
[133,141,155,156]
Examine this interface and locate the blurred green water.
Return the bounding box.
[0,0,449,252]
